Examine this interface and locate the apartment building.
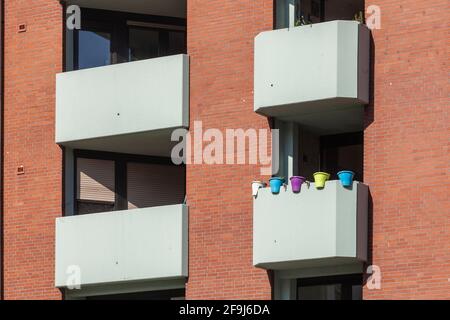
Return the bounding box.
[1,0,448,300]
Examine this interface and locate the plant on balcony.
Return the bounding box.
[337,170,355,188]
[353,11,365,24]
[252,181,267,198]
[294,15,312,27]
[289,176,309,193]
[269,177,285,194]
[313,172,330,189]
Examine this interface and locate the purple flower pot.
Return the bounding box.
[290,176,306,193]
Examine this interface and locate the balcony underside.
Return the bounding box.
[257,256,363,271]
[60,127,179,157]
[254,21,370,133]
[259,98,365,135]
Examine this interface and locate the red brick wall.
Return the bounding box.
[1,0,448,300]
[185,0,274,299]
[2,0,63,299]
[363,0,450,299]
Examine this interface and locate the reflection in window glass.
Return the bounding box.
[128,27,160,61]
[298,284,342,300]
[70,9,187,71]
[297,274,363,300]
[86,288,185,300]
[167,31,187,56]
[294,0,365,25]
[78,30,111,69]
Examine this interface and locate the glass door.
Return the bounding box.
[75,20,113,70]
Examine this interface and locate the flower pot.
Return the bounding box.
[313,172,330,189]
[252,181,267,197]
[289,176,306,193]
[269,177,285,194]
[337,170,355,187]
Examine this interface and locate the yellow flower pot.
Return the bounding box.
[313,172,330,189]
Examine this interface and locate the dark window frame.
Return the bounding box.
[86,288,185,300]
[293,0,325,24]
[70,8,187,71]
[297,273,363,300]
[277,0,365,27]
[73,149,184,215]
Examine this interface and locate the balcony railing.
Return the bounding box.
[56,54,189,156]
[55,204,188,288]
[254,20,370,134]
[253,181,368,270]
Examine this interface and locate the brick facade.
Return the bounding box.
[185,0,273,299]
[2,0,62,299]
[363,0,450,299]
[0,0,448,300]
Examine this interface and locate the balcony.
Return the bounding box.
[55,204,188,288]
[253,181,368,270]
[254,21,370,134]
[56,54,189,156]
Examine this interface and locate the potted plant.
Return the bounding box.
[313,172,330,189]
[269,177,285,194]
[337,170,355,188]
[295,15,312,27]
[289,176,307,193]
[353,11,364,24]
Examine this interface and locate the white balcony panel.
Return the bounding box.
[253,181,368,270]
[55,204,188,288]
[56,54,189,156]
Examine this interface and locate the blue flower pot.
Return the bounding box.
[337,171,355,187]
[269,177,285,194]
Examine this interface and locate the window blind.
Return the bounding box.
[127,162,185,209]
[77,158,115,203]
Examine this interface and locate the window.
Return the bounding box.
[294,128,363,181]
[128,27,161,61]
[128,25,186,61]
[296,0,365,24]
[86,288,185,300]
[127,162,186,209]
[75,151,185,215]
[320,132,363,182]
[76,20,112,69]
[69,9,186,71]
[76,158,115,214]
[297,274,363,300]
